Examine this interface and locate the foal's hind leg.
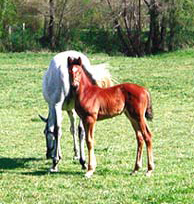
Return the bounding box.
[125,112,154,176]
[132,129,144,174]
[143,122,154,176]
[67,110,79,160]
[135,117,154,176]
[125,113,144,174]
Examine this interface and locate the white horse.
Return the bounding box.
[39,50,112,172]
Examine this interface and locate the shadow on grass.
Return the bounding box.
[97,167,134,177]
[0,157,42,170]
[0,157,83,177]
[21,170,83,176]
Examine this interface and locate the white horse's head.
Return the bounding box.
[39,115,56,159]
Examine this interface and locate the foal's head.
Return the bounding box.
[68,57,83,88]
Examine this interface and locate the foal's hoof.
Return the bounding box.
[85,170,94,178]
[130,170,138,176]
[145,170,152,177]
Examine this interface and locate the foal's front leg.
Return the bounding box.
[84,119,96,178]
[78,120,87,169]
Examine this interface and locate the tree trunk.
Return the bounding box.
[169,0,175,51]
[106,0,131,56]
[43,15,48,38]
[56,0,68,45]
[144,0,161,54]
[48,0,55,49]
[160,15,167,51]
[137,0,143,56]
[122,0,139,56]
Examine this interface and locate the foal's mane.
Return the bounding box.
[81,65,98,86]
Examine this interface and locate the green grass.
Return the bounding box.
[0,50,194,203]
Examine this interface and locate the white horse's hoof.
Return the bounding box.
[82,164,87,170]
[49,167,59,173]
[73,156,80,161]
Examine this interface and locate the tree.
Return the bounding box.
[105,0,144,56]
[1,0,194,54]
[0,0,17,37]
[48,0,55,49]
[144,0,162,53]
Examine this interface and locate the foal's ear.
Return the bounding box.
[77,57,82,66]
[67,57,73,67]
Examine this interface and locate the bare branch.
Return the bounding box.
[144,0,150,8]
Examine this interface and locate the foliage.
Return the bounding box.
[0,0,17,37]
[0,50,194,203]
[1,0,194,54]
[3,28,42,52]
[172,0,194,48]
[63,28,122,54]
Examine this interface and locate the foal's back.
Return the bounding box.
[96,82,147,105]
[82,83,148,120]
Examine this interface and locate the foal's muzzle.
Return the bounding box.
[72,80,79,88]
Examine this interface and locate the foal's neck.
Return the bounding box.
[78,68,96,92]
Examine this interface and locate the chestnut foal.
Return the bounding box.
[68,57,154,178]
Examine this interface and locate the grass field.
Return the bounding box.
[0,50,194,203]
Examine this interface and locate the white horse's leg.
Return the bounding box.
[67,110,79,160]
[78,120,87,169]
[50,104,63,172]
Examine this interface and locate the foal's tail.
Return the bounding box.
[145,90,153,121]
